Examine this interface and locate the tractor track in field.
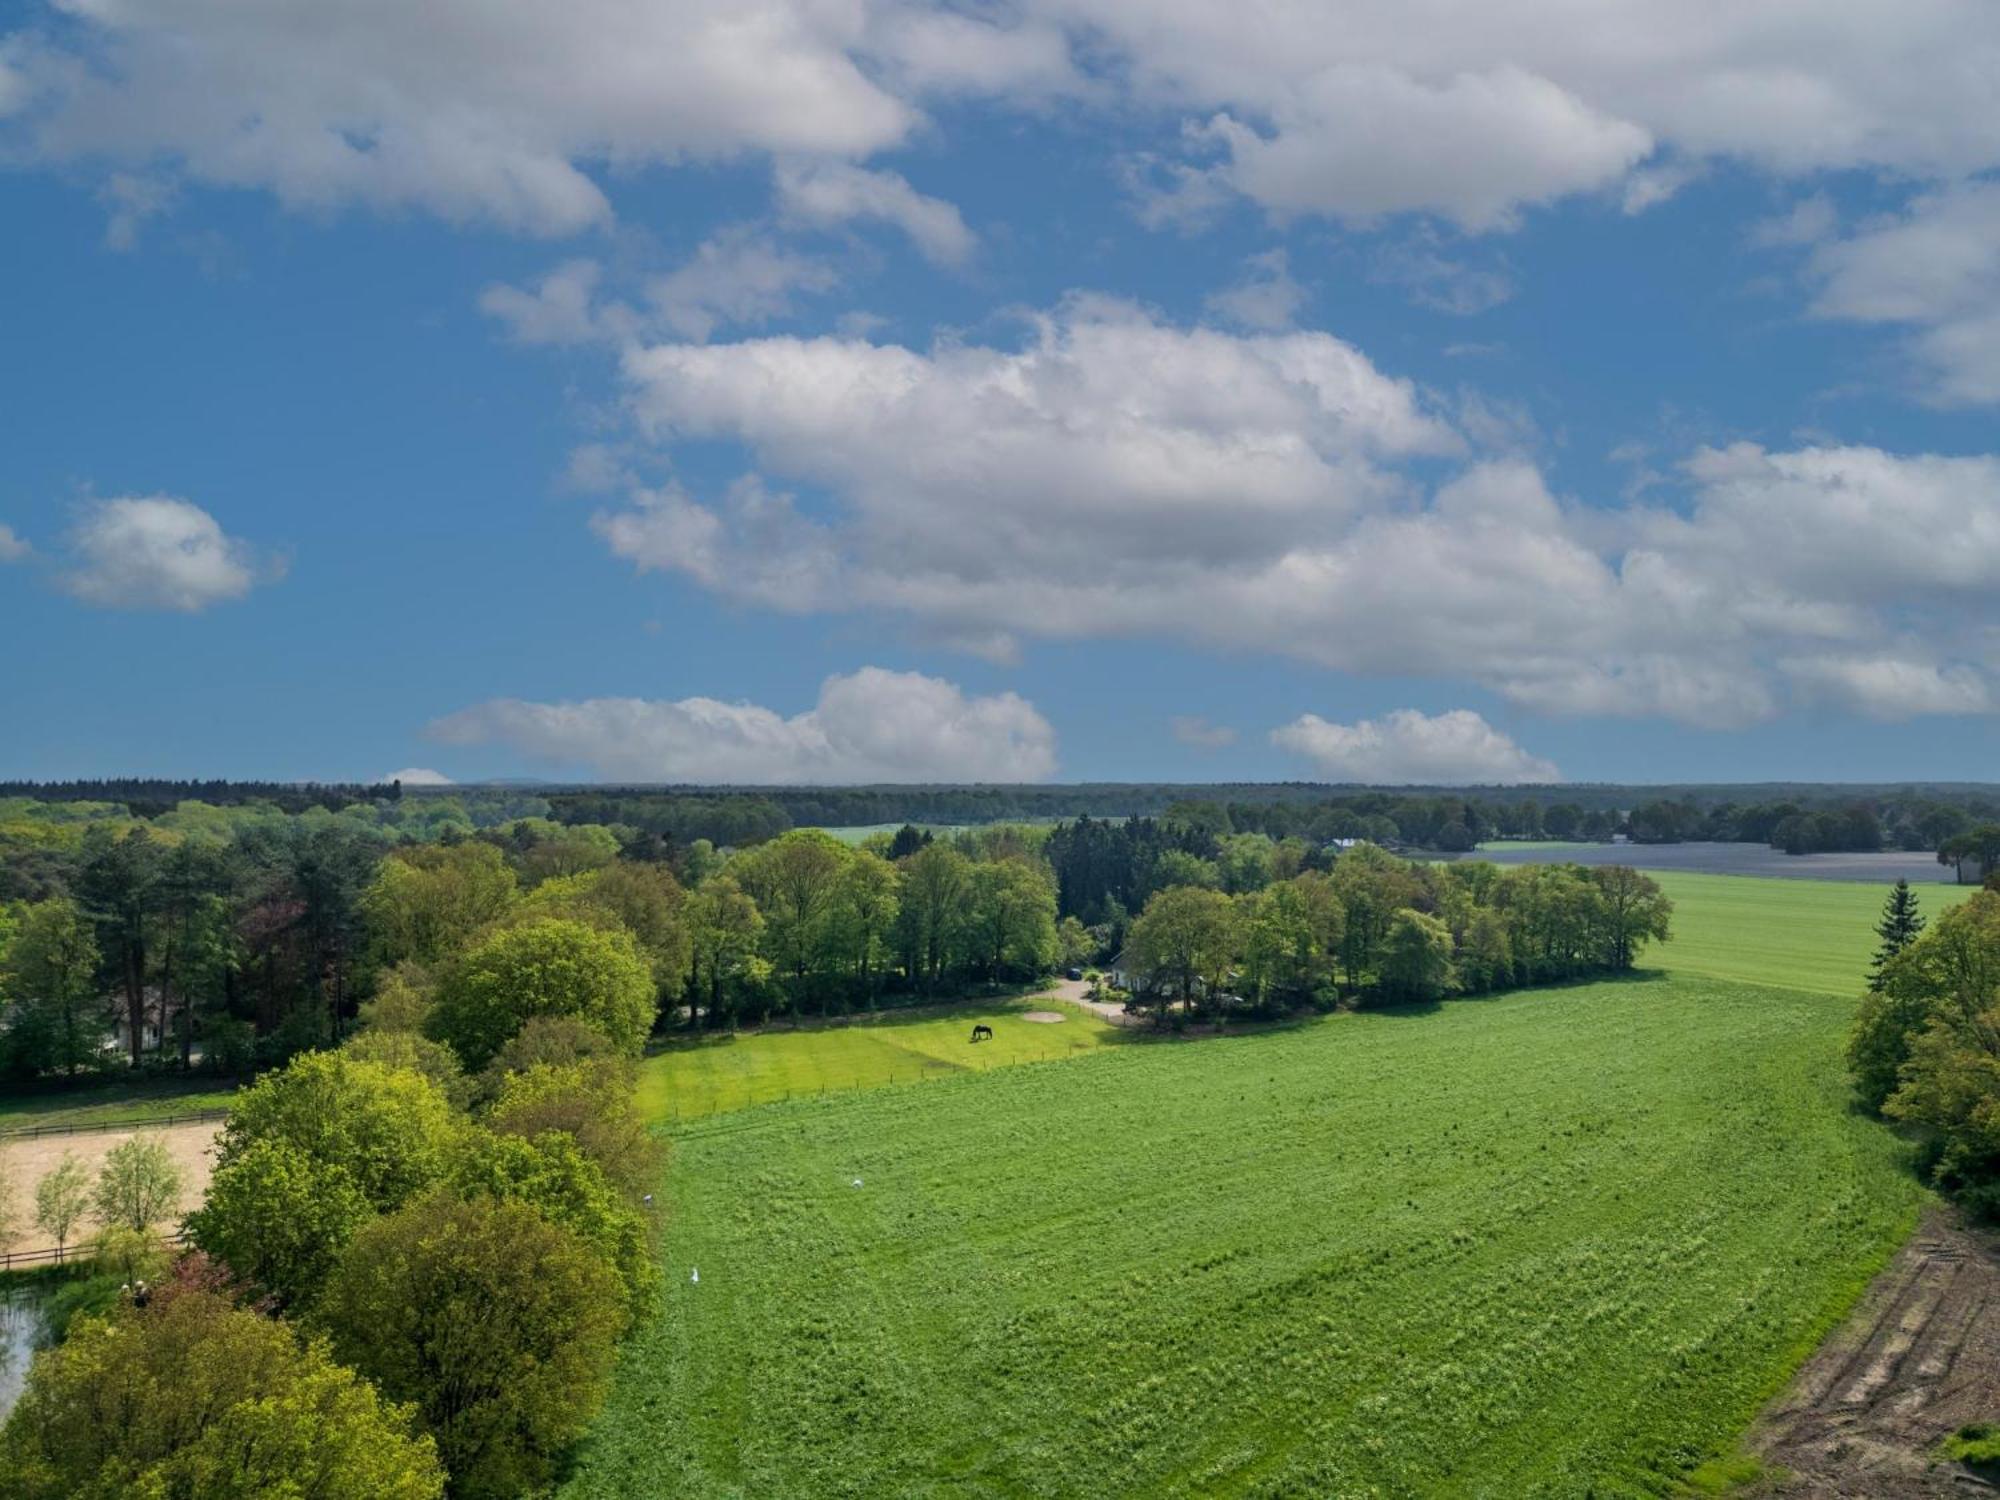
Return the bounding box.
[1749,1208,2000,1496]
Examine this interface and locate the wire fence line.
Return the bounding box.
[0,1227,191,1274]
[0,1108,230,1143]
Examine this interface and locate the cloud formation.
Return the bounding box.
[588,303,2000,727]
[12,1,2000,238]
[1807,181,2000,405]
[1272,708,1561,784]
[0,523,28,562]
[60,497,276,612]
[774,160,974,265]
[427,667,1058,783]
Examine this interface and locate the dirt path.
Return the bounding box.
[1045,976,1139,1026]
[1747,1207,2000,1496]
[1,1121,220,1256]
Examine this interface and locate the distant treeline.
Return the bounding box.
[544,784,2000,857]
[0,779,400,815]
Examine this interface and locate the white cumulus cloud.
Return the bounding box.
[588,301,2000,727]
[14,0,2000,240]
[425,667,1058,783]
[775,159,975,265]
[60,497,277,612]
[0,523,28,561]
[1272,708,1561,784]
[1806,181,2000,404]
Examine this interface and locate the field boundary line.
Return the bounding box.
[0,1107,230,1142]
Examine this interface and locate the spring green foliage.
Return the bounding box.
[563,974,1920,1498]
[341,1027,473,1109]
[1851,889,2000,1215]
[1377,907,1457,1002]
[188,1137,375,1308]
[0,1274,444,1500]
[634,998,1119,1123]
[449,1129,654,1322]
[33,1151,91,1258]
[430,918,654,1069]
[0,897,104,1078]
[319,1193,626,1500]
[485,1060,663,1200]
[1123,884,1238,1013]
[212,1050,461,1212]
[92,1136,183,1232]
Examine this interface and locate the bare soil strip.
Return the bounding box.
[1749,1207,2000,1496]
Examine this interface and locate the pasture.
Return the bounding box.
[1642,870,1969,996]
[565,973,1922,1498]
[635,998,1121,1124]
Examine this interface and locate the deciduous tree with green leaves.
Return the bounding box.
[94,1136,184,1233]
[0,1269,444,1500]
[317,1193,625,1500]
[1,897,104,1077]
[33,1152,91,1263]
[430,917,654,1069]
[1125,885,1239,1020]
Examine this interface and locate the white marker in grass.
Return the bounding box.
[690,1267,699,1284]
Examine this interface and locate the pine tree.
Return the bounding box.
[1868,879,1925,990]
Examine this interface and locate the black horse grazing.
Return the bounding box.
[969,1023,994,1043]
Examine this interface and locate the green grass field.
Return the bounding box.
[635,998,1122,1124]
[1644,871,1969,996]
[565,973,1923,1498]
[0,1077,239,1133]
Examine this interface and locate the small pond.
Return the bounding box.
[0,1285,54,1421]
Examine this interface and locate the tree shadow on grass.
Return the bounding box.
[1362,966,1675,1023]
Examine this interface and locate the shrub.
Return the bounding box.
[317,1193,624,1499]
[0,1270,443,1500]
[429,918,653,1071]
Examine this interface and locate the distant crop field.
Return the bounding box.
[812,822,937,845]
[635,998,1121,1124]
[1643,870,1971,996]
[565,973,1922,1498]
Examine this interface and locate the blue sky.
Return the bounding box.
[4,1,2000,787]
